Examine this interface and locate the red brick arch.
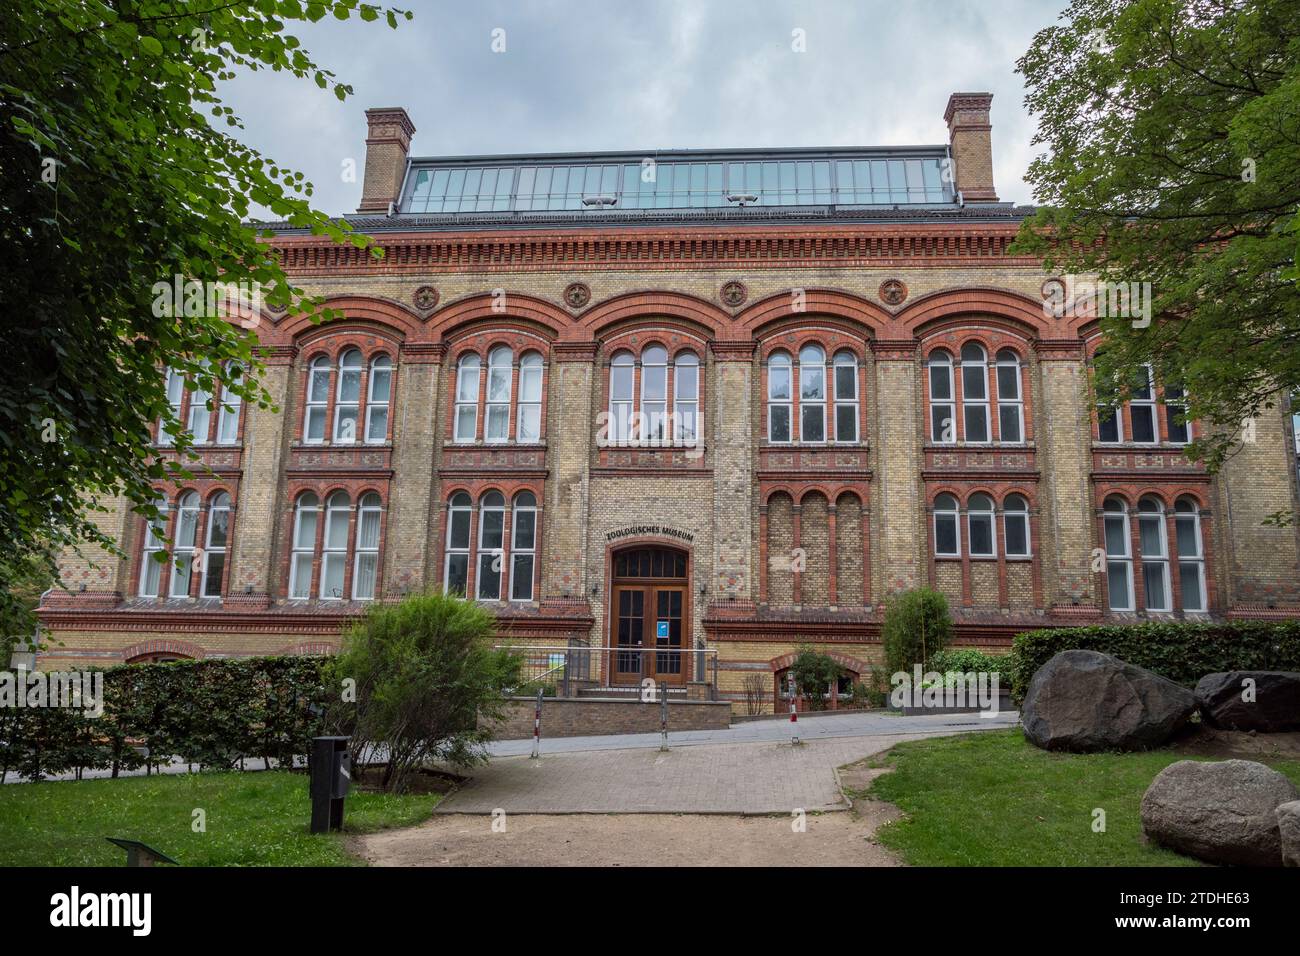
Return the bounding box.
[579,291,730,341]
[900,287,1052,339]
[276,294,424,342]
[737,288,891,337]
[431,292,569,342]
[120,639,207,663]
[768,650,872,675]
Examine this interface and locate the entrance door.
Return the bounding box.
[609,547,689,686]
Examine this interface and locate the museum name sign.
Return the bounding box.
[606,525,694,544]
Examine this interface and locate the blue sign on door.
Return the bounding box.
[656,620,669,639]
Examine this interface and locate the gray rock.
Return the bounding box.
[1021,649,1196,752]
[1141,759,1299,866]
[1278,801,1300,867]
[1195,671,1300,733]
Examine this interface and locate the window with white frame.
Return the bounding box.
[833,351,858,442]
[139,495,169,597]
[609,351,635,443]
[1174,497,1206,612]
[169,491,201,597]
[303,357,330,444]
[640,346,668,443]
[1103,496,1134,611]
[444,492,472,595]
[510,491,537,601]
[928,350,955,444]
[201,492,231,598]
[799,345,826,442]
[1002,494,1031,558]
[485,347,513,443]
[1130,367,1158,444]
[1165,383,1190,444]
[365,356,392,443]
[517,352,543,442]
[217,364,243,444]
[1137,496,1170,611]
[319,491,351,600]
[333,349,363,443]
[159,368,184,446]
[674,352,699,444]
[476,491,505,600]
[453,354,480,442]
[767,351,792,442]
[961,343,990,443]
[187,362,212,445]
[934,493,960,556]
[288,492,320,599]
[967,492,996,557]
[352,492,382,600]
[995,349,1023,443]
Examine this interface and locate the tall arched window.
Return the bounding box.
[476,491,505,599]
[1174,497,1206,612]
[444,492,472,594]
[169,491,200,598]
[961,343,989,443]
[333,349,363,443]
[1002,494,1030,558]
[833,351,858,443]
[967,493,996,557]
[1137,496,1170,611]
[289,492,320,599]
[609,351,635,443]
[201,492,231,598]
[159,367,185,446]
[767,351,792,443]
[674,352,699,444]
[934,493,960,556]
[928,350,955,443]
[517,352,543,442]
[640,345,668,443]
[353,492,382,600]
[303,356,330,444]
[1103,496,1133,611]
[320,491,351,600]
[365,355,392,443]
[139,495,169,597]
[453,354,480,442]
[799,344,826,442]
[995,349,1023,443]
[510,491,537,601]
[485,346,513,443]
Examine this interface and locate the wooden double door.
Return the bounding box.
[609,547,689,686]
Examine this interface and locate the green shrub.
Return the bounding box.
[929,648,1011,676]
[1009,620,1300,702]
[790,646,843,711]
[881,587,953,676]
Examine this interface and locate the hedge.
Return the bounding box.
[0,656,330,782]
[1009,620,1300,701]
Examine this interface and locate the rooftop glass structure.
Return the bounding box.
[399,148,956,216]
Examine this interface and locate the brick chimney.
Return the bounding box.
[356,107,416,215]
[944,92,998,203]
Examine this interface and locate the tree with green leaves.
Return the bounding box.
[0,1,411,641]
[1014,0,1300,517]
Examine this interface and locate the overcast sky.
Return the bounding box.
[220,0,1067,215]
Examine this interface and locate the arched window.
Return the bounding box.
[961,343,989,443]
[767,351,792,443]
[159,367,184,446]
[799,344,826,442]
[353,492,382,600]
[967,492,996,557]
[485,346,513,443]
[333,349,363,443]
[517,352,543,442]
[1174,498,1206,611]
[609,351,635,443]
[640,345,668,443]
[303,356,330,444]
[139,494,169,597]
[1103,496,1133,611]
[217,363,243,444]
[674,352,699,444]
[510,491,537,601]
[833,351,858,443]
[1002,494,1030,558]
[169,491,201,598]
[365,355,392,443]
[1137,496,1170,611]
[476,491,505,600]
[928,350,955,444]
[933,493,960,557]
[289,492,320,599]
[320,491,351,600]
[453,354,481,442]
[995,349,1023,443]
[201,492,231,598]
[441,492,471,595]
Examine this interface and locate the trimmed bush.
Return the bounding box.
[928,648,1011,676]
[1009,620,1300,702]
[790,646,843,711]
[882,587,953,676]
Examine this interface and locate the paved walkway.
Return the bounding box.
[437,711,1018,814]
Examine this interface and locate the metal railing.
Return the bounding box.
[496,639,719,700]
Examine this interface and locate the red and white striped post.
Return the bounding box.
[789,672,799,745]
[530,686,543,759]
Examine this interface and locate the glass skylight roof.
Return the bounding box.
[401,153,955,215]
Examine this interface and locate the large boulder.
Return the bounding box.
[1021,649,1196,752]
[1141,759,1299,866]
[1195,671,1300,733]
[1279,801,1300,867]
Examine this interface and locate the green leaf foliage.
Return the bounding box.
[881,587,954,675]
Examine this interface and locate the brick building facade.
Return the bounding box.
[38,93,1300,712]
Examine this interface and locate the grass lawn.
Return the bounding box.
[0,771,438,866]
[865,729,1300,867]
